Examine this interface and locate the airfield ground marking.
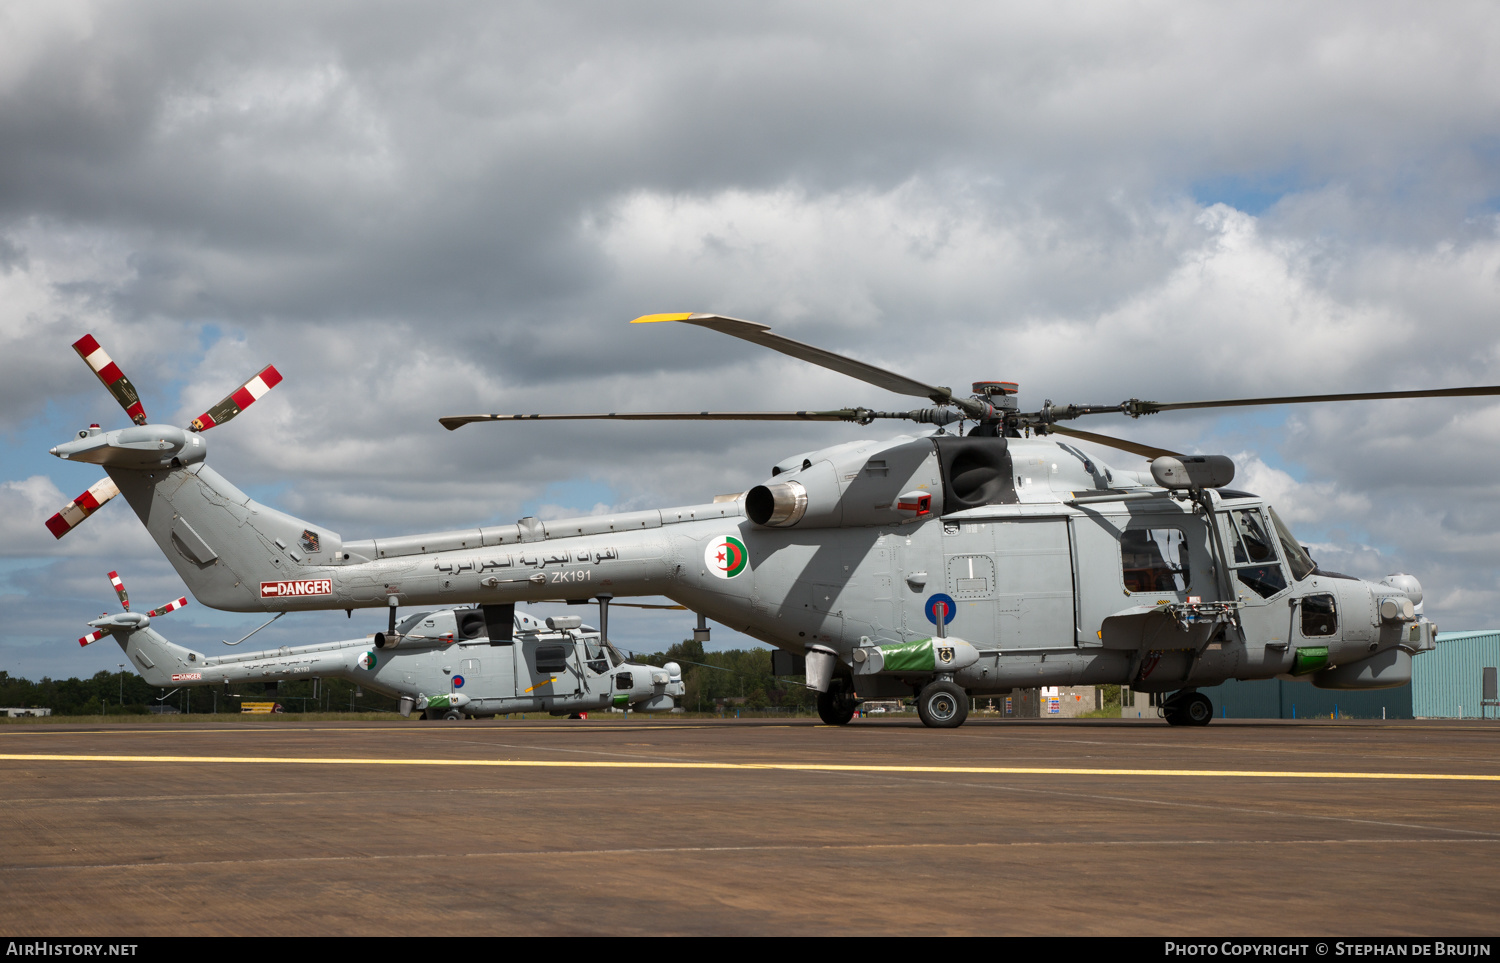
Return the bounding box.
[2,753,1498,781]
[824,767,1500,838]
[3,836,1496,876]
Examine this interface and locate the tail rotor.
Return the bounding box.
[48,333,284,539]
[78,570,188,646]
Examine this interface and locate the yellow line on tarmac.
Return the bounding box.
[1,754,1497,781]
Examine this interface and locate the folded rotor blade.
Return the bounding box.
[1135,385,1500,416]
[44,476,120,539]
[1046,425,1182,460]
[72,334,147,425]
[632,313,956,406]
[441,409,867,430]
[190,364,283,431]
[108,570,130,611]
[535,598,688,610]
[147,597,188,618]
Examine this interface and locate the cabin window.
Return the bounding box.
[1301,594,1337,636]
[615,672,634,689]
[1121,528,1190,593]
[534,645,570,673]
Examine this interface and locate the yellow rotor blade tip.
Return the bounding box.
[630,313,695,324]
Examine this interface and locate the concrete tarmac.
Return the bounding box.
[1,717,1497,936]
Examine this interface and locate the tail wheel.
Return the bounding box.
[916,680,968,729]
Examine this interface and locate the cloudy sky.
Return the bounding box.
[3,1,1499,681]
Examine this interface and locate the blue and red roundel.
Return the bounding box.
[452,675,465,689]
[925,593,957,626]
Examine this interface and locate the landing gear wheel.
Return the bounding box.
[1163,692,1213,726]
[1180,692,1213,726]
[442,709,463,721]
[916,680,968,729]
[816,680,857,726]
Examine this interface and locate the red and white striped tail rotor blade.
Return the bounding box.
[191,364,283,432]
[72,334,148,426]
[44,477,121,539]
[108,570,130,610]
[147,597,188,618]
[79,629,106,647]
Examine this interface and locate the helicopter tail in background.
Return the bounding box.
[80,611,207,688]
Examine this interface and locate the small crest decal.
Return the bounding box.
[938,646,955,664]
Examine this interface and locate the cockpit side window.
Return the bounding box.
[1228,509,1287,599]
[1301,594,1337,636]
[1230,510,1276,564]
[583,639,610,673]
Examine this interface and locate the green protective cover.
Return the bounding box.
[1292,646,1330,676]
[427,694,454,709]
[879,638,935,673]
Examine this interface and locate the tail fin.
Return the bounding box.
[105,463,344,613]
[87,613,207,687]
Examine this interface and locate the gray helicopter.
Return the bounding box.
[49,319,1500,727]
[78,570,684,719]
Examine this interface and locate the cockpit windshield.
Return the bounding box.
[1268,506,1315,581]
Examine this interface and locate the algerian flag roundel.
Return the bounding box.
[705,535,749,579]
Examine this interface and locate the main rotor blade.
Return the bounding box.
[632,313,956,406]
[190,365,283,431]
[441,409,867,430]
[1046,424,1182,460]
[72,335,147,425]
[1135,385,1500,416]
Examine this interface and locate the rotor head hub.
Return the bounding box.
[971,381,1019,414]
